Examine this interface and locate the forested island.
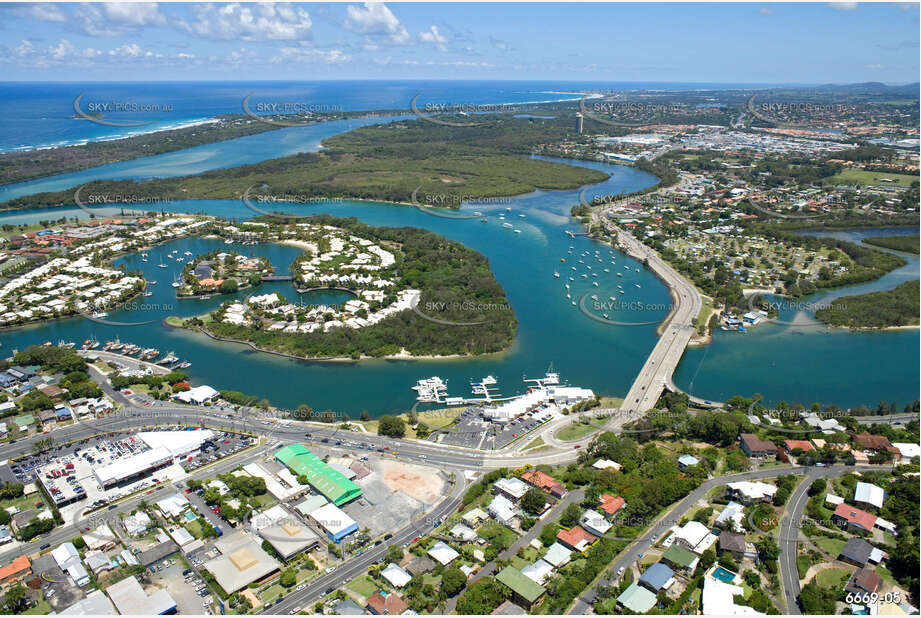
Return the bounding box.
[1,115,606,211]
[179,215,518,359]
[863,234,920,254]
[815,280,920,329]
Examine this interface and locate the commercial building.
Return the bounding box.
[106,575,177,615]
[274,444,362,506]
[307,502,358,543]
[203,530,281,593]
[59,590,117,615]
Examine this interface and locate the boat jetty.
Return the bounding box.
[411,366,594,422]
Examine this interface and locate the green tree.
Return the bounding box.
[520,488,546,516]
[280,569,296,588]
[219,279,239,294]
[559,503,582,528]
[539,522,560,547]
[378,415,406,438]
[385,544,404,564]
[442,567,467,597]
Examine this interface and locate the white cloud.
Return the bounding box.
[74,2,167,36]
[9,3,67,22]
[759,7,774,15]
[418,25,447,51]
[180,3,313,40]
[345,2,409,44]
[276,45,350,63]
[109,43,144,57]
[828,2,858,10]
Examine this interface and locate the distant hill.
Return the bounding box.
[810,82,919,96]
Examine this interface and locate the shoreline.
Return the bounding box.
[165,319,510,363]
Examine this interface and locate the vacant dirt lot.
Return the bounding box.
[376,459,445,504]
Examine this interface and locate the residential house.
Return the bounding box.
[495,566,546,609]
[661,544,698,573]
[739,434,776,458]
[366,590,409,616]
[381,563,412,588]
[718,532,749,561]
[579,509,612,537]
[556,526,598,553]
[726,481,777,504]
[677,454,700,470]
[617,583,657,614]
[845,568,882,596]
[854,482,885,509]
[833,503,877,534]
[494,478,530,503]
[598,494,626,518]
[638,562,675,592]
[521,470,566,498]
[839,537,875,567]
[783,439,814,453]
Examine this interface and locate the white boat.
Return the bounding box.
[225,239,234,244]
[617,273,623,277]
[502,222,514,228]
[143,292,153,297]
[514,229,521,233]
[635,284,641,288]
[571,301,576,305]
[171,281,182,288]
[158,263,167,268]
[591,294,598,300]
[91,311,108,318]
[566,293,571,299]
[554,272,560,278]
[184,251,192,256]
[473,211,482,216]
[519,214,526,218]
[564,284,570,289]
[141,258,147,262]
[636,268,640,272]
[592,281,598,287]
[148,281,157,285]
[603,313,609,319]
[619,290,625,294]
[603,268,610,273]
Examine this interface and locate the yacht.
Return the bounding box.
[553,271,560,278]
[158,262,168,268]
[603,313,609,319]
[514,229,521,234]
[592,281,599,287]
[502,222,513,228]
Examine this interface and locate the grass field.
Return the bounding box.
[814,537,846,558]
[815,568,849,590]
[556,421,600,441]
[346,575,379,598]
[829,169,918,187]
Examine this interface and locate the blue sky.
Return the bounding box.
[0,2,918,83]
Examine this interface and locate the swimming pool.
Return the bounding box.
[712,567,736,583]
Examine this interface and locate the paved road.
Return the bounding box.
[775,465,886,615]
[264,478,467,615]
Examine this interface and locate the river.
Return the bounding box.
[1,120,917,413]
